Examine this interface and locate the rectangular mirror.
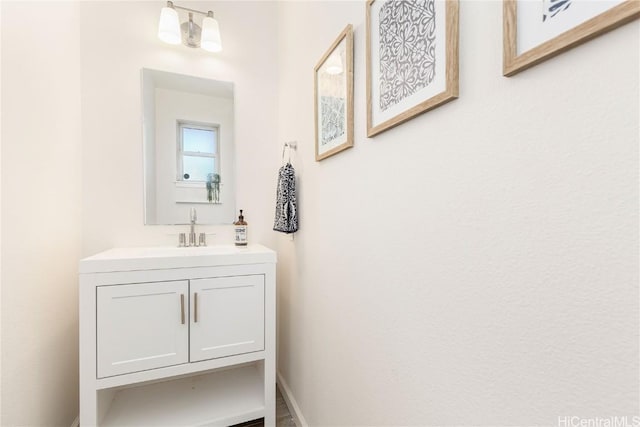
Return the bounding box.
[142,68,235,225]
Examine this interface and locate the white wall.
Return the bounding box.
[1,2,83,426]
[0,1,3,421]
[80,1,278,254]
[276,1,639,425]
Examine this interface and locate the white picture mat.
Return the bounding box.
[317,37,348,156]
[517,0,625,54]
[370,0,447,127]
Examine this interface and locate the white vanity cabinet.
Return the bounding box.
[189,275,265,362]
[96,280,190,378]
[80,245,276,427]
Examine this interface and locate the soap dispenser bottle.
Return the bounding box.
[234,210,248,246]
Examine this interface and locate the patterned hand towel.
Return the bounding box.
[273,163,298,233]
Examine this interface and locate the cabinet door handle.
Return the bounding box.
[194,292,198,323]
[180,294,185,325]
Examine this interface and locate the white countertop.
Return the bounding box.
[79,244,276,274]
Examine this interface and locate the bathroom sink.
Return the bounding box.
[79,244,276,274]
[114,245,243,258]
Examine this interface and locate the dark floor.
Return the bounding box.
[232,386,296,427]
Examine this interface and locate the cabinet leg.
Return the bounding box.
[264,357,276,426]
[79,388,98,427]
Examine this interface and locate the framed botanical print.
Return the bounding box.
[503,0,640,76]
[314,24,354,161]
[366,0,459,137]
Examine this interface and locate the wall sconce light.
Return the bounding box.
[158,1,222,53]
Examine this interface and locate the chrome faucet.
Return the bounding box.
[189,208,197,247]
[178,208,207,247]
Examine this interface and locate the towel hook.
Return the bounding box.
[282,141,297,164]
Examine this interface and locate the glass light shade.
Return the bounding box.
[201,16,222,52]
[325,53,343,75]
[158,6,181,45]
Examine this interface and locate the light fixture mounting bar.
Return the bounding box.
[167,1,213,17]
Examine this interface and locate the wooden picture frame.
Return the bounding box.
[503,0,640,76]
[366,0,459,138]
[314,24,354,161]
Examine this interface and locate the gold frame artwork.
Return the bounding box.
[503,0,640,76]
[366,0,459,137]
[314,24,354,161]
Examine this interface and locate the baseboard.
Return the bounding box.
[276,371,308,427]
[70,415,79,427]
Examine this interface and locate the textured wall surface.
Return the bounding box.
[1,2,83,425]
[0,2,3,420]
[275,1,639,425]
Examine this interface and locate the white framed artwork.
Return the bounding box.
[366,0,459,137]
[504,0,640,76]
[314,25,354,161]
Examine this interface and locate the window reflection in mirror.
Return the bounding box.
[142,69,235,225]
[178,122,219,182]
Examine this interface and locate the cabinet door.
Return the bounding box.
[190,275,264,362]
[97,280,189,378]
